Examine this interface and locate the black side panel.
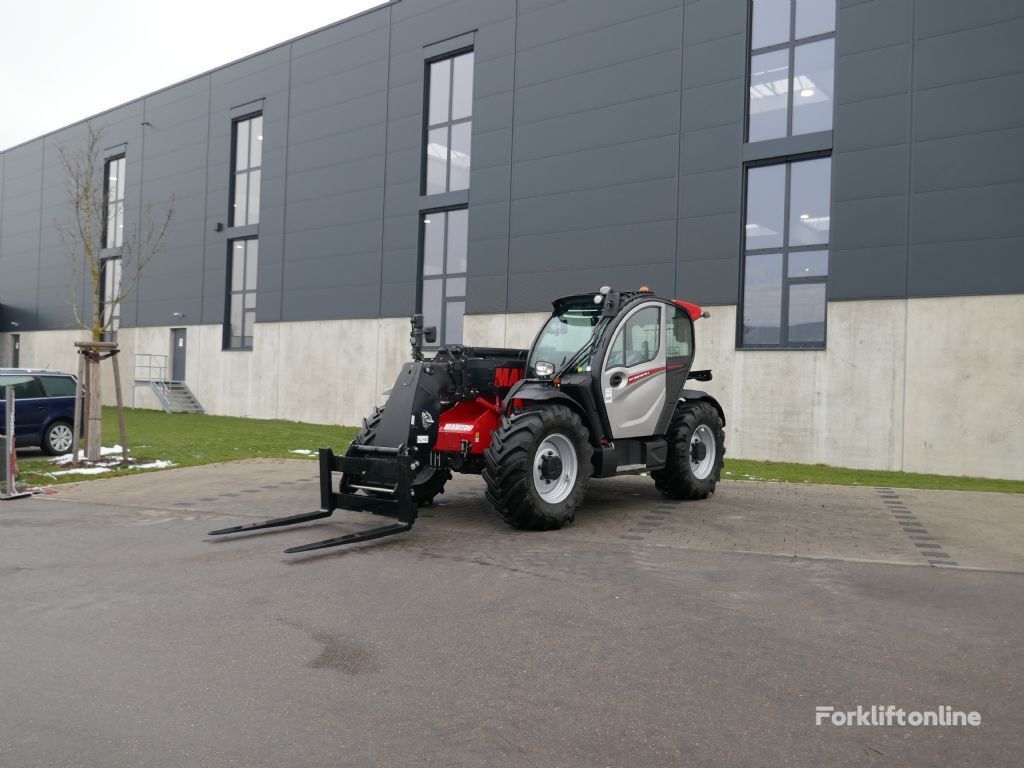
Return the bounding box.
[375,362,456,456]
[657,359,692,434]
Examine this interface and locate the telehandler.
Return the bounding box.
[209,286,725,552]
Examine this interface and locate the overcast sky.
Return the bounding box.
[0,0,381,151]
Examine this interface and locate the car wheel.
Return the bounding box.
[42,420,75,456]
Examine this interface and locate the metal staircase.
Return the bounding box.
[134,354,206,414]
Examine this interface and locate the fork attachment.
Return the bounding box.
[207,446,417,551]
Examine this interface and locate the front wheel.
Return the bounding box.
[42,420,75,456]
[483,405,593,530]
[651,401,725,500]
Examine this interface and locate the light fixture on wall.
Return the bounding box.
[172,312,186,320]
[9,321,19,327]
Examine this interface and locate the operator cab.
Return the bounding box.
[528,293,609,377]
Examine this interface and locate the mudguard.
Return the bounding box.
[679,389,726,426]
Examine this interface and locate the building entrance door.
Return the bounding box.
[171,329,187,381]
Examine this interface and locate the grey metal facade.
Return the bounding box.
[2,0,1023,334]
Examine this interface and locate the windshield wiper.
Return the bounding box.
[555,320,607,377]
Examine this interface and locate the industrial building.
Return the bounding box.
[1,0,1022,479]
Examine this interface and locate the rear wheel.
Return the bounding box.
[353,406,450,505]
[652,401,725,500]
[42,420,74,456]
[483,405,593,530]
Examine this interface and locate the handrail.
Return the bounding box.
[134,353,168,383]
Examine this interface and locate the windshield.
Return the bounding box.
[528,300,604,376]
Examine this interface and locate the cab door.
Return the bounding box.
[600,302,666,439]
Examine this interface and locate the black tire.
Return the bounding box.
[352,406,451,505]
[41,419,75,456]
[652,401,725,500]
[483,405,593,530]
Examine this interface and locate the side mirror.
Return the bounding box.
[423,326,437,344]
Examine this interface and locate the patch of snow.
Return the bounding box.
[52,445,126,465]
[49,466,112,477]
[132,460,176,470]
[289,449,315,455]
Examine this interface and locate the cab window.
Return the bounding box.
[0,375,44,399]
[666,307,693,358]
[607,306,661,368]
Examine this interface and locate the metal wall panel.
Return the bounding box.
[502,0,683,312]
[4,0,1024,333]
[908,1,1024,297]
[676,0,745,306]
[829,0,913,300]
[0,142,43,330]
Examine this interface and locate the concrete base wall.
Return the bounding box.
[2,319,408,428]
[122,319,408,426]
[4,294,1021,479]
[466,295,1024,481]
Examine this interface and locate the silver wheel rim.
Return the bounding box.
[50,424,74,453]
[690,424,716,480]
[533,433,578,504]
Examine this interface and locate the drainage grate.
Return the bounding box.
[875,488,958,567]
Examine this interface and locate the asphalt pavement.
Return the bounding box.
[1,460,1021,767]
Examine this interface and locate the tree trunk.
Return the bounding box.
[86,357,102,462]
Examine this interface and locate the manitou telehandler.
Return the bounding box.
[209,287,726,552]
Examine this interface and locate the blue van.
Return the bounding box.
[0,369,80,455]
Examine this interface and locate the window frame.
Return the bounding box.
[418,206,468,348]
[745,0,837,144]
[229,113,263,228]
[738,153,831,350]
[422,48,474,196]
[224,238,259,351]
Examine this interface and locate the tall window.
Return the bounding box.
[748,0,835,142]
[425,51,474,194]
[421,209,467,345]
[101,257,122,341]
[742,157,831,347]
[104,155,126,248]
[225,239,258,350]
[232,115,263,226]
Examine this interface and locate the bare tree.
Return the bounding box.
[56,122,174,461]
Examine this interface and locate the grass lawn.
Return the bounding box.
[724,458,1024,495]
[8,407,1023,494]
[14,407,357,487]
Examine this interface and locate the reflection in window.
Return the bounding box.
[792,39,835,136]
[101,256,122,341]
[104,155,126,248]
[226,238,258,349]
[232,115,263,226]
[607,307,661,368]
[667,307,694,358]
[748,0,835,141]
[741,157,831,347]
[0,376,44,399]
[425,51,474,194]
[420,208,468,346]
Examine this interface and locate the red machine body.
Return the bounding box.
[434,398,502,454]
